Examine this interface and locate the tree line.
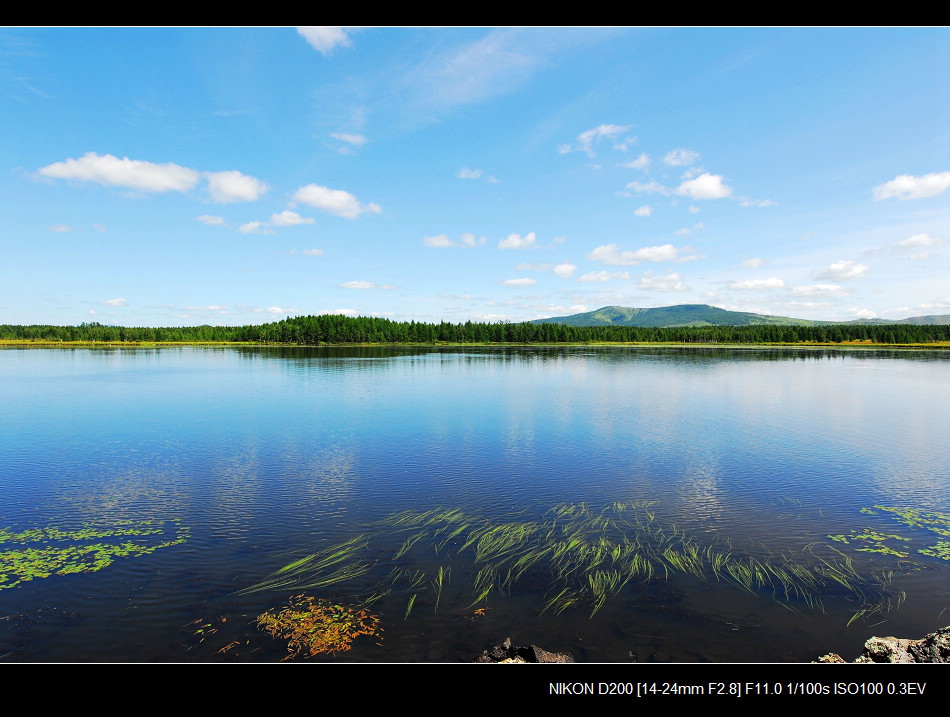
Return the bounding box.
[2,315,949,345]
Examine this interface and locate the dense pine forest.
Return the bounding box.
[3,314,950,345]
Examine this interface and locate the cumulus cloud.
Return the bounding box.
[297,27,352,55]
[498,232,537,250]
[301,248,324,256]
[38,153,267,203]
[100,297,128,307]
[663,148,699,167]
[873,171,950,200]
[729,277,786,290]
[270,210,315,226]
[39,152,200,193]
[423,232,486,248]
[205,170,269,203]
[675,172,732,200]
[742,257,765,268]
[293,183,381,219]
[634,205,652,217]
[341,281,376,289]
[502,277,536,287]
[553,263,577,279]
[587,243,691,266]
[457,167,483,179]
[196,214,226,226]
[816,260,869,281]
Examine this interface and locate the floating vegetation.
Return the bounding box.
[0,519,189,591]
[256,595,381,659]
[239,501,928,628]
[836,506,950,562]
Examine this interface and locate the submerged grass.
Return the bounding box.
[240,500,936,627]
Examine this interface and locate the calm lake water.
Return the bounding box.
[1,345,948,663]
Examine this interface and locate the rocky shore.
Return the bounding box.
[476,626,950,663]
[817,625,949,663]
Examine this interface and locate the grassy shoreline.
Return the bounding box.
[3,339,949,350]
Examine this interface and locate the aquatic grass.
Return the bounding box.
[236,499,926,627]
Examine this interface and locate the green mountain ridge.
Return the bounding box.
[532,304,950,328]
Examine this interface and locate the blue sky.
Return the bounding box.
[2,27,948,326]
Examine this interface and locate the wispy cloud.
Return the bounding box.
[587,243,699,266]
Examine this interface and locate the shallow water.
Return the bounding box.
[1,345,948,663]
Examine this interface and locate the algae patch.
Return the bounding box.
[256,594,381,659]
[837,506,950,561]
[0,519,190,590]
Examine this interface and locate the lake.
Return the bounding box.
[1,345,948,663]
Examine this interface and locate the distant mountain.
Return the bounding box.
[532,304,950,328]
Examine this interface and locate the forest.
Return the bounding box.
[2,315,950,346]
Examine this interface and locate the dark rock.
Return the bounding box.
[817,625,950,663]
[476,637,574,663]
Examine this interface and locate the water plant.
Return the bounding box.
[0,519,189,591]
[255,594,381,659]
[240,500,921,628]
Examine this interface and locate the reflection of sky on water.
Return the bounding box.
[1,346,949,662]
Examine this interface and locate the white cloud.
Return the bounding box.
[100,297,128,307]
[270,210,314,226]
[577,270,631,282]
[341,280,375,289]
[873,171,950,200]
[301,248,324,256]
[898,233,944,247]
[816,260,869,281]
[297,27,352,55]
[634,205,652,217]
[626,180,670,195]
[675,172,732,200]
[330,132,367,147]
[622,153,651,170]
[742,257,765,268]
[791,283,850,297]
[38,153,267,203]
[48,224,71,232]
[663,148,699,167]
[503,277,536,287]
[266,306,298,315]
[498,232,537,250]
[205,170,268,203]
[846,307,878,319]
[39,152,200,193]
[639,271,687,292]
[587,243,686,266]
[553,263,577,279]
[293,183,381,219]
[729,277,786,290]
[423,234,454,247]
[459,233,486,246]
[565,124,632,157]
[457,167,483,179]
[196,214,225,226]
[239,221,273,234]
